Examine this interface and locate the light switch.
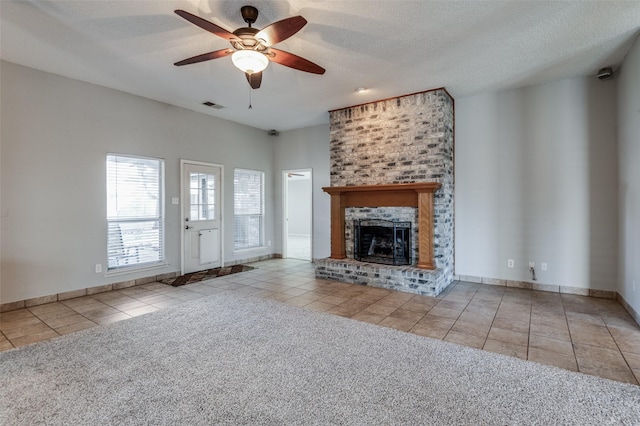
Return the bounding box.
[171,197,179,205]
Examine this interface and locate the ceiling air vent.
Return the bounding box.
[202,101,224,109]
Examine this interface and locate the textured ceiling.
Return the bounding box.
[1,1,639,131]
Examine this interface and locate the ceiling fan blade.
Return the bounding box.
[175,9,238,41]
[255,16,307,46]
[246,72,262,89]
[174,49,233,66]
[268,48,325,74]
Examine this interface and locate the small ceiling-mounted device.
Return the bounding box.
[596,67,613,80]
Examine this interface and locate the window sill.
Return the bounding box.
[233,247,267,255]
[105,262,169,278]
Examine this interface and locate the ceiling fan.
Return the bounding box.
[174,6,325,89]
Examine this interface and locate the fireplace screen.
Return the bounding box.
[354,219,411,266]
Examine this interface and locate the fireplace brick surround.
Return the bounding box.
[316,88,454,297]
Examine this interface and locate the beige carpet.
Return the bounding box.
[1,291,639,425]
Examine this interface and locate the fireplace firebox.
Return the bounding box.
[354,219,411,266]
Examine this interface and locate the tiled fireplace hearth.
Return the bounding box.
[315,88,454,297]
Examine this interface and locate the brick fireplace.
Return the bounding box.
[315,88,454,297]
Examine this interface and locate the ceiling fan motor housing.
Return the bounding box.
[241,6,259,26]
[231,27,267,52]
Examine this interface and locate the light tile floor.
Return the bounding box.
[1,259,639,385]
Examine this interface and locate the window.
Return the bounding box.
[234,168,264,250]
[107,154,164,271]
[189,172,216,221]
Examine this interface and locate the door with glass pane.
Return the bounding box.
[182,161,222,274]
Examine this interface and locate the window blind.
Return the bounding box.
[107,154,165,270]
[234,168,264,250]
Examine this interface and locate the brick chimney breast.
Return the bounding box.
[317,89,454,297]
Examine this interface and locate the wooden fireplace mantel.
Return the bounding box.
[322,183,442,270]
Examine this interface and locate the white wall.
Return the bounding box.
[617,34,640,315]
[273,124,331,260]
[455,76,618,291]
[0,61,274,304]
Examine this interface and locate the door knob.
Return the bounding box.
[185,225,192,230]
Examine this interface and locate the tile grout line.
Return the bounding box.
[0,329,15,349]
[7,309,60,347]
[27,306,77,336]
[558,293,582,375]
[598,308,639,384]
[441,282,480,344]
[485,287,508,353]
[470,285,492,350]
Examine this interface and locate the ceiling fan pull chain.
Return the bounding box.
[248,86,253,109]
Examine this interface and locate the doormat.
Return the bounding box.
[161,265,255,287]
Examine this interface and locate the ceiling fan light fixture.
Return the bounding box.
[231,50,268,74]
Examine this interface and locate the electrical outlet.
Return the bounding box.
[95,264,102,274]
[541,262,548,271]
[268,240,272,247]
[507,259,514,268]
[529,261,535,269]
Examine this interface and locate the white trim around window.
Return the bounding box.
[106,153,166,272]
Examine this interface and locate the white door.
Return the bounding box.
[182,161,223,274]
[283,169,312,261]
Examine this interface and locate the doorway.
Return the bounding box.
[181,160,223,274]
[283,169,312,261]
